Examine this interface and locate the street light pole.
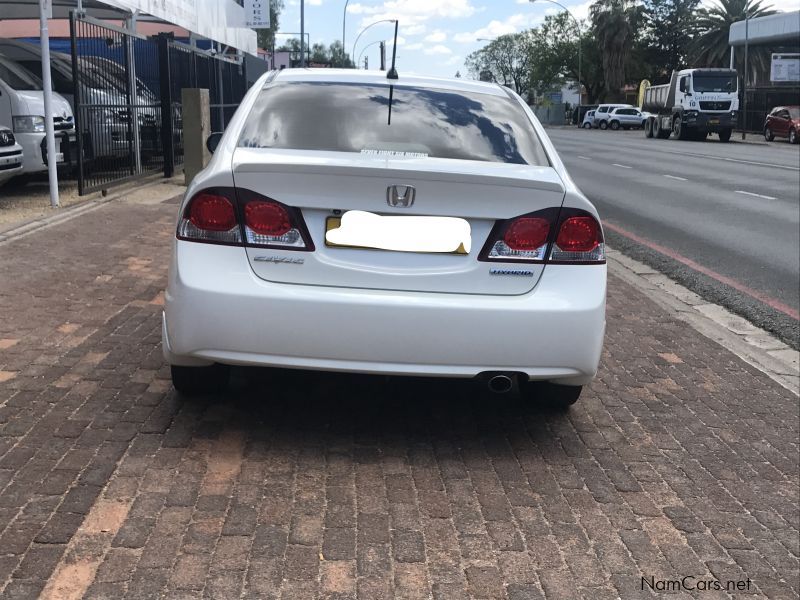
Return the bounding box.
[742,11,749,140]
[300,0,305,67]
[342,0,350,67]
[351,19,397,69]
[529,0,581,125]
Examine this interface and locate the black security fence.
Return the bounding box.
[158,37,250,176]
[69,13,255,194]
[740,86,800,133]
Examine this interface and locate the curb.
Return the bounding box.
[607,246,799,396]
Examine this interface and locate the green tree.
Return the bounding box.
[465,33,535,99]
[256,0,285,51]
[524,14,606,103]
[642,0,700,81]
[328,40,354,68]
[691,0,776,77]
[310,43,330,64]
[590,0,643,100]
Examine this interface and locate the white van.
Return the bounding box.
[0,54,76,175]
[593,103,633,129]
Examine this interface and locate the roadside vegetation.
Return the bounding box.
[464,0,776,103]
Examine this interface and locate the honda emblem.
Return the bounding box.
[387,185,416,208]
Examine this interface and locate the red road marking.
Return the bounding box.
[604,220,800,321]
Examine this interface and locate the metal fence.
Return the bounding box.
[158,37,249,176]
[70,14,164,194]
[69,14,255,194]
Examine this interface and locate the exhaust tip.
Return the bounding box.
[487,374,514,394]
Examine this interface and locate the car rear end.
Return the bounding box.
[163,71,606,391]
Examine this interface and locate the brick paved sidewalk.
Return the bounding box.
[0,194,797,600]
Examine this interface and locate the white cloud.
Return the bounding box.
[425,44,453,55]
[452,12,539,43]
[404,42,425,50]
[425,30,448,43]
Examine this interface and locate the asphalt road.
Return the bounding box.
[548,127,800,347]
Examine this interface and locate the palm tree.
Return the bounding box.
[691,0,776,76]
[590,0,642,101]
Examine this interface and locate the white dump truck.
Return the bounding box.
[642,68,739,142]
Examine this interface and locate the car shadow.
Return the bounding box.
[179,366,575,445]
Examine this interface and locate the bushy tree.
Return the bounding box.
[643,0,700,81]
[465,33,535,99]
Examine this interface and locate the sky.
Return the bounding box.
[277,0,799,79]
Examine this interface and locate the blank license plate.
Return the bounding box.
[325,211,470,255]
[709,119,719,124]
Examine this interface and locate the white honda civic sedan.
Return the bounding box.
[163,69,606,409]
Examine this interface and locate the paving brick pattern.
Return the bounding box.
[0,197,797,599]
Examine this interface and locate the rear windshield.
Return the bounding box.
[238,82,549,166]
[789,107,800,119]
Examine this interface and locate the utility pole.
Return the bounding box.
[364,56,368,69]
[379,41,386,71]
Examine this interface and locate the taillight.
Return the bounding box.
[176,188,314,251]
[178,189,242,245]
[242,198,310,249]
[479,208,604,264]
[550,213,604,263]
[480,210,558,262]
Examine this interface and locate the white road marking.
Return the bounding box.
[663,175,688,181]
[578,155,592,160]
[612,163,633,169]
[735,190,777,200]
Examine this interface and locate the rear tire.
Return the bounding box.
[582,122,591,129]
[718,128,732,143]
[790,128,798,144]
[599,120,608,130]
[171,364,230,396]
[764,127,775,141]
[610,120,620,130]
[524,382,582,410]
[644,118,654,138]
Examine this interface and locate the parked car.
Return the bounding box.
[593,103,633,129]
[163,70,607,410]
[0,39,159,162]
[0,125,24,184]
[581,110,596,129]
[764,105,800,144]
[607,107,649,130]
[0,55,76,175]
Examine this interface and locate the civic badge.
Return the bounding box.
[387,185,415,208]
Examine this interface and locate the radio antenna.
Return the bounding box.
[387,20,399,80]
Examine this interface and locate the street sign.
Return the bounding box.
[771,53,799,83]
[245,0,271,29]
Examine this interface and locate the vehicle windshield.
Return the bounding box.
[7,58,73,96]
[0,56,42,90]
[239,82,550,166]
[789,107,800,119]
[692,74,737,93]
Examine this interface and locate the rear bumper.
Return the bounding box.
[163,243,606,385]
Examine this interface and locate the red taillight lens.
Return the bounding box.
[188,193,237,231]
[245,200,291,237]
[556,216,600,253]
[503,217,550,251]
[178,189,242,245]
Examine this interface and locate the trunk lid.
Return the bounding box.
[233,149,566,296]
